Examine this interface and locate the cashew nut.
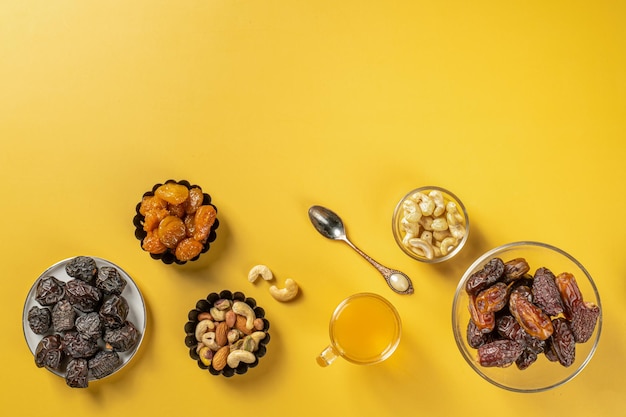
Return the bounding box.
[440,237,458,256]
[250,331,266,345]
[226,349,256,368]
[408,238,434,260]
[429,190,446,217]
[449,223,466,240]
[412,192,435,216]
[401,217,420,235]
[420,230,433,245]
[248,264,273,283]
[269,278,299,302]
[401,199,422,223]
[201,331,220,351]
[431,217,449,232]
[209,307,226,321]
[232,301,256,330]
[195,319,215,342]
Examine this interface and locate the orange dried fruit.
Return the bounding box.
[139,195,167,216]
[143,208,169,232]
[185,187,204,214]
[175,238,204,261]
[155,183,189,205]
[142,230,167,254]
[158,216,187,249]
[193,205,217,243]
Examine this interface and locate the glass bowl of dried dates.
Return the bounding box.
[452,241,602,392]
[133,179,219,265]
[184,290,270,377]
[392,186,469,263]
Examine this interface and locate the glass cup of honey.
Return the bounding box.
[317,293,401,367]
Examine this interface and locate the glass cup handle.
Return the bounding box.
[317,345,339,367]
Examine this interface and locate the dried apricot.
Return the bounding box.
[175,238,204,261]
[155,183,189,205]
[142,230,167,254]
[185,187,204,214]
[139,195,167,216]
[143,208,169,232]
[158,216,187,249]
[193,205,217,243]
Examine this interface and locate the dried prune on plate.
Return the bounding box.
[28,306,51,335]
[52,299,76,332]
[65,279,102,312]
[35,334,64,370]
[66,358,89,388]
[75,312,102,341]
[62,331,100,359]
[95,266,127,296]
[35,276,65,306]
[65,256,98,284]
[88,350,121,379]
[99,295,129,329]
[103,321,140,352]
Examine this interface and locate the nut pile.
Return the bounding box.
[27,256,142,388]
[465,257,600,370]
[397,189,467,260]
[137,180,218,263]
[185,291,269,377]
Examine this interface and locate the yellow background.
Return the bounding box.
[2,1,625,416]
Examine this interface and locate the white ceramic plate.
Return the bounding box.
[23,256,146,381]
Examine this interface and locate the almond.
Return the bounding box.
[235,314,253,335]
[212,346,229,371]
[215,322,229,347]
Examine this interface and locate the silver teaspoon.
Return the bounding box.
[308,205,414,295]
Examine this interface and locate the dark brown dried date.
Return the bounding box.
[62,331,100,358]
[66,279,102,313]
[65,256,98,284]
[478,339,524,367]
[35,334,64,370]
[96,266,127,296]
[35,276,65,306]
[88,350,121,379]
[550,318,575,367]
[466,258,505,295]
[52,299,76,332]
[532,267,564,316]
[65,358,89,388]
[75,312,102,341]
[503,258,530,282]
[99,295,129,329]
[103,321,140,352]
[570,300,600,343]
[468,294,495,333]
[28,306,51,335]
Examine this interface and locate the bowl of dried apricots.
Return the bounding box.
[133,180,219,264]
[452,241,602,392]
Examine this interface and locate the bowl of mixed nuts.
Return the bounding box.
[133,179,219,265]
[392,186,469,263]
[452,241,602,392]
[184,290,270,377]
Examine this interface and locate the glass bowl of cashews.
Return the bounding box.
[392,186,469,263]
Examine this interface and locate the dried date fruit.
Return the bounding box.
[66,358,89,388]
[554,272,584,320]
[35,276,65,306]
[502,258,530,282]
[75,312,102,341]
[467,319,491,348]
[475,282,509,314]
[550,318,575,367]
[88,350,121,379]
[496,315,526,342]
[96,266,127,296]
[465,258,505,295]
[65,256,98,284]
[104,321,140,352]
[99,295,129,329]
[509,286,553,340]
[65,279,102,312]
[155,182,190,205]
[62,331,99,359]
[158,215,187,249]
[52,299,76,332]
[468,294,495,333]
[28,306,51,335]
[570,300,600,343]
[35,334,64,369]
[532,267,564,316]
[193,205,217,243]
[478,339,524,367]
